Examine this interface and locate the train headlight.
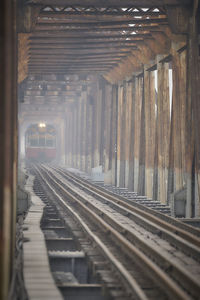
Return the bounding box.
[38,123,46,128]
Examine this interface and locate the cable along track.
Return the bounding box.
[33,164,200,300]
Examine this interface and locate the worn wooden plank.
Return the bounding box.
[23,177,63,300]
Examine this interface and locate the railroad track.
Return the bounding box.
[31,164,200,300]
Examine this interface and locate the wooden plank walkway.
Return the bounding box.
[23,175,63,300]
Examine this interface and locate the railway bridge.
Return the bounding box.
[0,0,200,299]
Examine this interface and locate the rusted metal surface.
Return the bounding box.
[0,1,17,299]
[18,34,30,83]
[18,0,190,79]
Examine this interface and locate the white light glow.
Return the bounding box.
[38,123,46,128]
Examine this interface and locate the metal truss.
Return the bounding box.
[40,5,166,15]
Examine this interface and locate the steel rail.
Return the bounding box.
[47,166,200,262]
[45,165,200,262]
[40,164,200,299]
[34,166,149,300]
[36,165,198,299]
[53,165,200,241]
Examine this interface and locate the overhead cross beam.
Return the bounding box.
[39,7,165,17]
[35,18,168,28]
[21,0,190,81]
[28,0,191,7]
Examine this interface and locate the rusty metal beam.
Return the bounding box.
[39,11,164,17]
[28,63,118,67]
[29,48,132,55]
[29,46,137,52]
[35,18,168,28]
[28,0,191,7]
[29,40,139,47]
[30,25,161,36]
[29,33,151,40]
[29,51,130,56]
[29,25,160,35]
[29,57,122,62]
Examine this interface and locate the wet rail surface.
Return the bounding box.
[31,164,200,300]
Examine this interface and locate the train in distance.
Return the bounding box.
[25,123,56,162]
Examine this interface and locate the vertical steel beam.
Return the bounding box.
[127,79,135,191]
[144,69,156,198]
[133,77,143,192]
[0,0,17,299]
[156,58,170,203]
